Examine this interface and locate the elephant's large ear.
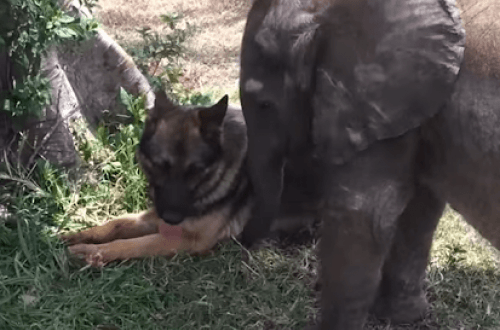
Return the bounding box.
[310,0,465,164]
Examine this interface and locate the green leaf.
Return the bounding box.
[3,99,11,112]
[58,14,75,24]
[119,87,133,108]
[54,27,77,39]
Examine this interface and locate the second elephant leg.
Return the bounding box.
[372,183,445,323]
[319,132,419,330]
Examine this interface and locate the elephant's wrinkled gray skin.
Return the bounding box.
[239,0,500,329]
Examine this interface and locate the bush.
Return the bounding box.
[125,13,195,100]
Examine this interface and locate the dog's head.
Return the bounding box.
[137,90,229,224]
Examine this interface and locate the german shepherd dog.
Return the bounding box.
[62,91,316,267]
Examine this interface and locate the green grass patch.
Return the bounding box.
[427,209,500,330]
[0,225,314,330]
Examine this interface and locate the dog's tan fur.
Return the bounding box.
[61,202,249,267]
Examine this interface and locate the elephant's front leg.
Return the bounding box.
[372,183,445,323]
[319,133,418,330]
[320,206,391,329]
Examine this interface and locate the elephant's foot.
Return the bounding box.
[371,291,429,324]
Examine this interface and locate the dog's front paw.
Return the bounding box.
[60,232,86,246]
[68,244,107,267]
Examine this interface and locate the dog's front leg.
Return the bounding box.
[61,209,161,245]
[67,219,227,267]
[68,230,191,267]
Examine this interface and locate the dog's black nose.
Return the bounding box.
[160,210,184,224]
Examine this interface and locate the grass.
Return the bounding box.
[0,226,313,330]
[426,210,500,329]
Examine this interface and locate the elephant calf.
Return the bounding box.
[239,0,500,329]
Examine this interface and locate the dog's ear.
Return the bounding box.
[142,90,175,141]
[198,95,229,143]
[152,90,176,116]
[198,95,228,128]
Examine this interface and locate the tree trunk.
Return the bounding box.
[2,0,154,168]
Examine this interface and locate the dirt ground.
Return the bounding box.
[95,0,251,97]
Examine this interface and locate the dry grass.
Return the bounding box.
[94,0,500,93]
[95,0,251,97]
